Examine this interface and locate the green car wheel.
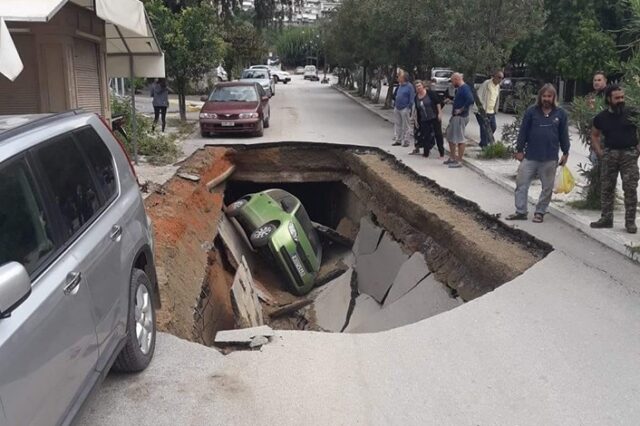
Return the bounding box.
[226,199,247,217]
[250,223,277,247]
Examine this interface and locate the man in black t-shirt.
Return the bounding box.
[590,85,640,233]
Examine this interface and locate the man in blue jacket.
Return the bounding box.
[392,70,416,147]
[506,84,570,223]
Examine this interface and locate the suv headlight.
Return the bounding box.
[288,222,299,241]
[239,112,259,119]
[200,112,217,119]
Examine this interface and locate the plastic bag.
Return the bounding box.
[553,165,575,194]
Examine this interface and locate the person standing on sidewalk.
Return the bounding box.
[474,70,503,148]
[587,71,609,163]
[151,78,169,132]
[589,85,639,234]
[506,84,570,223]
[429,78,446,158]
[410,80,442,157]
[445,73,474,168]
[392,70,415,147]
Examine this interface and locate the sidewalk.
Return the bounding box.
[333,84,640,261]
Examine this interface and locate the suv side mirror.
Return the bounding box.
[200,95,208,102]
[0,262,31,319]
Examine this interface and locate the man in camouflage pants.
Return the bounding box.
[590,85,639,234]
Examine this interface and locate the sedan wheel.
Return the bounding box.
[250,223,276,247]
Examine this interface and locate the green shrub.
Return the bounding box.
[110,95,179,165]
[478,142,514,160]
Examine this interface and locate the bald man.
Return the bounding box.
[445,73,474,168]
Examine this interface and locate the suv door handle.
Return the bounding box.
[63,272,82,295]
[109,225,122,241]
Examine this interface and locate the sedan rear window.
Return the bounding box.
[434,71,452,78]
[209,86,258,102]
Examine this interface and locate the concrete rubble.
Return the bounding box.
[229,256,264,329]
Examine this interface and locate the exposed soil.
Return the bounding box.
[145,143,551,342]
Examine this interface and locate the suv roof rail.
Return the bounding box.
[0,109,87,144]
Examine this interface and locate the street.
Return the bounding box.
[77,76,640,425]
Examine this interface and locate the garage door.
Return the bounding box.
[74,38,103,115]
[0,35,39,114]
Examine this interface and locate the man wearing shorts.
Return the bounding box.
[445,73,474,168]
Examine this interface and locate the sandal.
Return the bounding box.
[532,213,544,223]
[506,212,528,221]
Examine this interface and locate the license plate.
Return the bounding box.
[221,121,235,127]
[290,254,306,277]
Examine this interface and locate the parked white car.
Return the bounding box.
[304,65,319,81]
[240,69,275,97]
[250,65,291,84]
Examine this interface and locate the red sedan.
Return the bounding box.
[199,82,271,137]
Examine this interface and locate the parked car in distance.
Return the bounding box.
[226,189,322,296]
[250,65,291,84]
[240,68,275,97]
[499,77,541,113]
[430,67,454,98]
[199,82,271,137]
[304,65,319,81]
[0,111,159,426]
[295,66,305,75]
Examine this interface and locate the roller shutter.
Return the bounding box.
[0,35,39,114]
[74,38,103,115]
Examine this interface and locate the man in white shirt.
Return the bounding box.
[474,70,503,147]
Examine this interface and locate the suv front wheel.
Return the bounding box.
[112,268,156,373]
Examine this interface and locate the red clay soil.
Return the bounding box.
[144,147,232,341]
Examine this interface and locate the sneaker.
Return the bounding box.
[392,141,401,146]
[409,148,420,155]
[443,158,454,165]
[448,161,462,168]
[506,212,528,221]
[402,143,410,147]
[626,222,638,234]
[590,218,613,229]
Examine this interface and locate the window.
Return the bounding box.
[35,135,102,238]
[210,86,258,102]
[0,160,54,274]
[74,126,117,201]
[295,206,321,257]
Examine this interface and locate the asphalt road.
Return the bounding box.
[77,75,640,426]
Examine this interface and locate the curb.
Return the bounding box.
[332,84,637,261]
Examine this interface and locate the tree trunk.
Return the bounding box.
[384,65,397,109]
[178,80,187,121]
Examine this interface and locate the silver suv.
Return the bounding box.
[0,111,159,425]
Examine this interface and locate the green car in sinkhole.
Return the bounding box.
[225,189,322,295]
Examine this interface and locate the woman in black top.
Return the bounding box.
[411,80,444,157]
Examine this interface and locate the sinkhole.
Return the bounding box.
[145,143,552,346]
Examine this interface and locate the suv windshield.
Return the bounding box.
[434,70,452,78]
[209,86,258,102]
[241,70,268,79]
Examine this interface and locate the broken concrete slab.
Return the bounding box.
[312,268,353,332]
[214,325,275,344]
[352,216,383,256]
[350,274,462,333]
[356,232,409,303]
[384,252,430,306]
[230,256,264,329]
[217,214,258,270]
[343,293,381,332]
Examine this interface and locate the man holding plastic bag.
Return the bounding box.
[589,85,639,234]
[506,84,570,223]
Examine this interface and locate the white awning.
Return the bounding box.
[0,0,164,80]
[0,18,23,81]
